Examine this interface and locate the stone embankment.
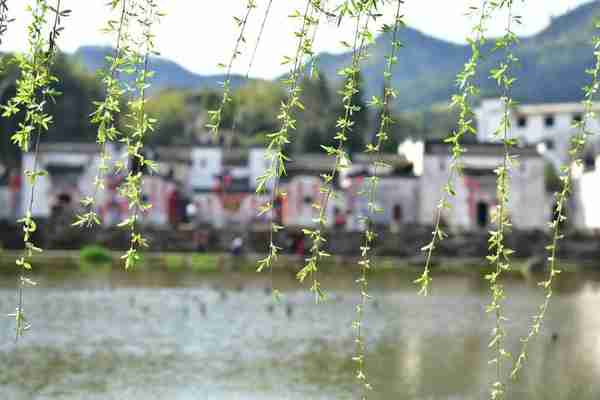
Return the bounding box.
[0,221,599,263]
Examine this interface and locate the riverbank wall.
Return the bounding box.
[1,221,599,262]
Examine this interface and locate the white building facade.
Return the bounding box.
[475,98,600,169]
[419,142,548,231]
[572,155,600,232]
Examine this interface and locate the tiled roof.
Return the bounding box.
[424,140,540,157]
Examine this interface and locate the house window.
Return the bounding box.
[476,202,489,228]
[517,115,527,128]
[544,114,555,128]
[584,153,595,171]
[393,204,403,222]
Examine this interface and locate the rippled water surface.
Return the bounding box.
[2,263,600,399]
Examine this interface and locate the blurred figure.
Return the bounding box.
[334,207,346,231]
[230,236,244,256]
[168,184,181,227]
[104,198,122,226]
[292,234,305,257]
[390,204,402,234]
[193,229,209,252]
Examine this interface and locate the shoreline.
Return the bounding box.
[0,249,598,277]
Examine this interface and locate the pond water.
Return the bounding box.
[2,263,600,399]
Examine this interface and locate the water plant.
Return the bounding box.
[80,244,113,265]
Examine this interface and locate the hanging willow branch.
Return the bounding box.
[2,0,69,340]
[206,0,257,139]
[304,0,330,79]
[416,0,494,295]
[255,0,320,297]
[485,2,519,400]
[116,0,162,270]
[297,0,377,302]
[231,0,274,138]
[510,18,600,381]
[0,0,13,47]
[73,0,130,228]
[352,3,404,396]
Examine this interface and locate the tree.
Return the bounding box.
[0,53,105,166]
[343,70,368,155]
[145,89,192,145]
[296,72,335,153]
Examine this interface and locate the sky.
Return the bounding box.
[1,0,593,79]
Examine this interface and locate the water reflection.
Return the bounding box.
[1,266,600,399]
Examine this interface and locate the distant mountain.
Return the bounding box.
[314,28,469,110]
[72,46,249,92]
[315,0,600,109]
[73,1,600,109]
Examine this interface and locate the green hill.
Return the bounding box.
[314,0,600,109]
[72,2,600,109]
[73,46,249,92]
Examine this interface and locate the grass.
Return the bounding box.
[79,245,113,266]
[159,253,221,272]
[189,253,221,272]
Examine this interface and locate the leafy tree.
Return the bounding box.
[296,72,334,153]
[232,80,285,137]
[343,70,368,155]
[0,53,104,166]
[145,89,192,145]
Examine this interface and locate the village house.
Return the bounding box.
[280,153,420,231]
[418,141,548,231]
[475,98,600,170]
[572,154,600,233]
[21,143,103,221]
[20,143,181,226]
[475,98,600,233]
[342,153,420,232]
[18,144,271,230]
[188,146,271,228]
[18,139,554,234]
[281,154,342,228]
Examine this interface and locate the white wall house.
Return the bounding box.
[21,144,103,218]
[572,155,600,232]
[248,148,271,191]
[18,144,276,228]
[475,98,600,170]
[188,147,270,193]
[189,147,222,192]
[419,141,548,231]
[188,146,272,228]
[345,175,420,230]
